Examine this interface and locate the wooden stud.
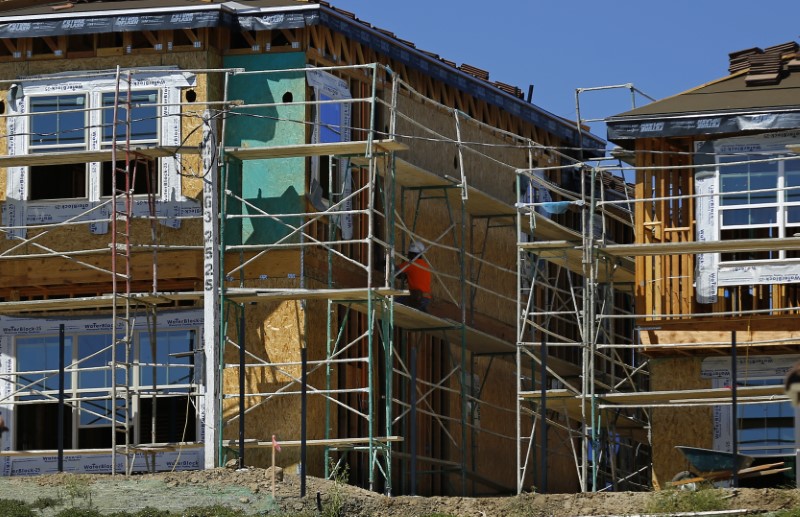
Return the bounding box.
[240,30,258,50]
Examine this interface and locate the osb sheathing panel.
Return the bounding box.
[395,191,516,325]
[388,93,523,326]
[470,354,531,491]
[221,278,333,475]
[391,92,530,205]
[467,216,517,324]
[641,317,800,348]
[397,186,516,325]
[0,220,204,295]
[650,357,713,486]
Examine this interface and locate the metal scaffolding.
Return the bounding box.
[515,158,647,493]
[0,60,646,496]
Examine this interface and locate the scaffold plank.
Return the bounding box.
[0,292,203,313]
[355,157,518,220]
[520,385,786,407]
[0,146,195,167]
[603,236,800,256]
[224,139,407,160]
[345,300,515,356]
[223,287,404,302]
[394,159,517,218]
[222,436,402,449]
[0,288,412,314]
[519,241,635,284]
[518,389,646,441]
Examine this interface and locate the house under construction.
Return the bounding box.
[601,41,800,489]
[0,0,654,496]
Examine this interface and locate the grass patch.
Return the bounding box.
[0,498,353,517]
[0,498,35,517]
[773,509,800,517]
[55,508,102,517]
[321,460,350,517]
[646,487,729,514]
[32,495,63,510]
[106,508,175,517]
[178,505,246,517]
[56,474,94,508]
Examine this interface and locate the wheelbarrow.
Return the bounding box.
[669,446,788,488]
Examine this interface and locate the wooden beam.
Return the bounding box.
[182,28,199,45]
[142,31,159,48]
[222,436,402,449]
[224,139,407,160]
[1,38,16,54]
[240,30,257,49]
[0,146,195,167]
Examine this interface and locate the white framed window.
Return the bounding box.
[28,93,89,200]
[25,88,164,202]
[10,318,200,450]
[3,69,196,238]
[25,89,163,201]
[306,68,353,239]
[99,89,160,198]
[735,377,796,456]
[718,153,800,263]
[695,131,800,301]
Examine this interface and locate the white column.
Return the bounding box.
[201,111,220,469]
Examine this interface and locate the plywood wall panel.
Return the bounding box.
[220,277,332,475]
[649,358,713,486]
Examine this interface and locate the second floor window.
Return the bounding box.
[26,89,161,201]
[29,94,88,200]
[100,90,159,197]
[718,154,800,263]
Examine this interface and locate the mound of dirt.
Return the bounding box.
[1,467,799,516]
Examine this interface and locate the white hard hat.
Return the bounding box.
[409,241,424,254]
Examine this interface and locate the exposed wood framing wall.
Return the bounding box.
[634,138,693,320]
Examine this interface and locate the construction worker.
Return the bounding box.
[396,241,433,312]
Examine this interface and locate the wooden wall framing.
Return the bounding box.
[634,138,694,320]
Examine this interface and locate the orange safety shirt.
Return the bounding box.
[398,258,432,296]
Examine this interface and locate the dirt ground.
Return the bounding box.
[0,467,799,516]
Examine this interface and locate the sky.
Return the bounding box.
[329,0,800,142]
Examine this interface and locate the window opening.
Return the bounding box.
[736,377,795,456]
[27,94,89,200]
[100,90,159,197]
[307,68,353,238]
[16,335,73,451]
[718,153,800,264]
[29,94,86,150]
[12,324,197,451]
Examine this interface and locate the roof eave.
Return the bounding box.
[0,1,603,150]
[0,2,321,22]
[319,6,605,150]
[607,106,800,142]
